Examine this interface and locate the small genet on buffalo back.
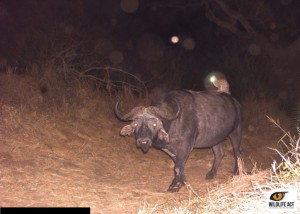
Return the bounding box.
[115,89,242,192]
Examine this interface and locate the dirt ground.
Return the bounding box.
[0,98,282,213]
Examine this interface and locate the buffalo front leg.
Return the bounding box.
[206,144,224,179]
[168,161,186,192]
[168,148,192,192]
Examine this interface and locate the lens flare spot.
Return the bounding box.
[280,0,292,5]
[120,0,139,13]
[170,36,179,44]
[182,37,195,50]
[63,25,73,35]
[210,75,216,83]
[270,23,277,30]
[204,71,226,90]
[109,51,124,64]
[248,43,261,56]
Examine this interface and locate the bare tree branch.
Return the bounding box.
[214,0,256,34]
[203,0,256,38]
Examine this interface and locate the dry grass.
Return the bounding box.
[267,117,300,181]
[1,68,298,213]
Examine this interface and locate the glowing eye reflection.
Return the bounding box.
[153,123,157,127]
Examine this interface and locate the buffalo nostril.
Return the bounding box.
[137,139,152,147]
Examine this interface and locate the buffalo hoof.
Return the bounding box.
[205,170,216,180]
[168,182,184,192]
[234,165,239,175]
[234,169,239,175]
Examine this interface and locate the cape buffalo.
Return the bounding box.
[115,90,242,192]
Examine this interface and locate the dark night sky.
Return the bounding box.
[0,0,299,101]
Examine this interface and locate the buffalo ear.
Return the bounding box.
[158,128,169,143]
[120,125,135,136]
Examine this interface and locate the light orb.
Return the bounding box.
[170,36,179,44]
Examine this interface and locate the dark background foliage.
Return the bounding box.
[0,0,299,108]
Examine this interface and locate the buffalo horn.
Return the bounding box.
[147,101,180,121]
[114,101,145,121]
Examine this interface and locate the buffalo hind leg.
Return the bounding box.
[229,126,242,175]
[206,144,224,179]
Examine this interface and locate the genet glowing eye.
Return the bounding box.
[153,123,157,127]
[134,123,138,126]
